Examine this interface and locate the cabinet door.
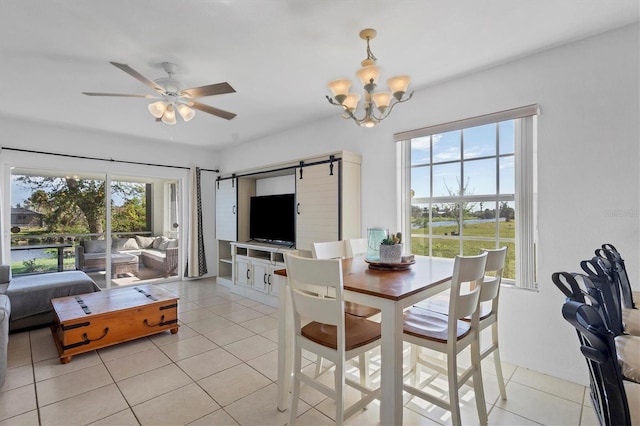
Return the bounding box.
[235,256,251,287]
[251,261,270,293]
[216,179,237,241]
[296,163,339,251]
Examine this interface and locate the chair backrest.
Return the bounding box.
[580,257,625,336]
[345,238,367,258]
[597,243,636,309]
[284,252,345,346]
[561,299,632,426]
[312,240,347,260]
[448,253,487,324]
[478,247,507,306]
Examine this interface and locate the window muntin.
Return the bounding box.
[401,115,534,286]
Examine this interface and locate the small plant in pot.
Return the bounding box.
[379,232,402,263]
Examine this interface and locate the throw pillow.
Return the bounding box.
[122,238,139,250]
[153,236,167,249]
[158,240,170,251]
[135,235,156,249]
[167,238,179,249]
[84,240,106,253]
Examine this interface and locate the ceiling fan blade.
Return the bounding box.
[181,82,235,98]
[109,61,164,93]
[191,101,237,120]
[82,92,156,98]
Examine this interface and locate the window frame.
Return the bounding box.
[396,105,538,290]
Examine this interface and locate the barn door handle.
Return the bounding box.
[297,203,301,215]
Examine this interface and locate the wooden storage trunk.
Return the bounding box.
[51,284,179,363]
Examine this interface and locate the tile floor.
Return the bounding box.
[1,278,598,425]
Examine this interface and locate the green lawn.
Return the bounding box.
[10,251,76,275]
[411,220,516,279]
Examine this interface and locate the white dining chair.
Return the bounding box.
[285,253,381,425]
[403,252,488,426]
[346,238,368,258]
[311,240,380,380]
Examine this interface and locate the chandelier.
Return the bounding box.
[326,28,413,128]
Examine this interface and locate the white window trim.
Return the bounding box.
[396,105,539,290]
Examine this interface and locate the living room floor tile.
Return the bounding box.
[240,315,278,334]
[177,307,218,324]
[97,336,156,362]
[0,383,37,422]
[104,347,172,381]
[221,308,265,323]
[36,363,114,406]
[131,382,219,426]
[202,324,255,346]
[38,383,128,426]
[185,314,235,334]
[117,363,193,406]
[206,302,248,315]
[222,334,277,362]
[148,323,199,346]
[1,363,34,392]
[0,409,39,426]
[157,334,218,362]
[34,351,102,382]
[224,383,309,426]
[245,349,278,382]
[176,347,242,381]
[197,363,271,406]
[87,408,139,426]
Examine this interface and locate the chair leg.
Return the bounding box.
[315,355,324,377]
[447,352,462,426]
[492,323,507,400]
[471,338,488,425]
[288,347,302,426]
[334,359,345,426]
[409,344,419,387]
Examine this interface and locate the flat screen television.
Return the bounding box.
[249,194,295,245]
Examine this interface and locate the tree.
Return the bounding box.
[443,177,475,234]
[18,175,144,236]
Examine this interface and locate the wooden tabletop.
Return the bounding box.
[275,256,454,301]
[51,284,178,322]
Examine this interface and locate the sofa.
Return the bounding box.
[0,265,100,332]
[0,294,9,387]
[75,235,179,278]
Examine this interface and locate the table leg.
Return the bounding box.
[379,300,404,426]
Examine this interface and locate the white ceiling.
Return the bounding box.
[1,1,638,150]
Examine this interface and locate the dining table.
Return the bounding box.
[275,255,455,426]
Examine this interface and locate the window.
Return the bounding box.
[397,105,538,289]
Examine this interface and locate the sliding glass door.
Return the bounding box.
[9,167,182,289]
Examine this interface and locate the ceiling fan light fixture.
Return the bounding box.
[177,104,195,122]
[161,104,177,125]
[148,100,168,118]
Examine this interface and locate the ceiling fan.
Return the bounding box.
[82,61,236,124]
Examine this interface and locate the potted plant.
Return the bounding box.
[379,232,402,263]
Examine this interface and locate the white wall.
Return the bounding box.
[218,24,639,384]
[0,119,220,279]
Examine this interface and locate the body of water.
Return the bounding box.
[11,248,54,262]
[413,218,506,228]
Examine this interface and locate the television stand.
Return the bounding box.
[229,241,298,307]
